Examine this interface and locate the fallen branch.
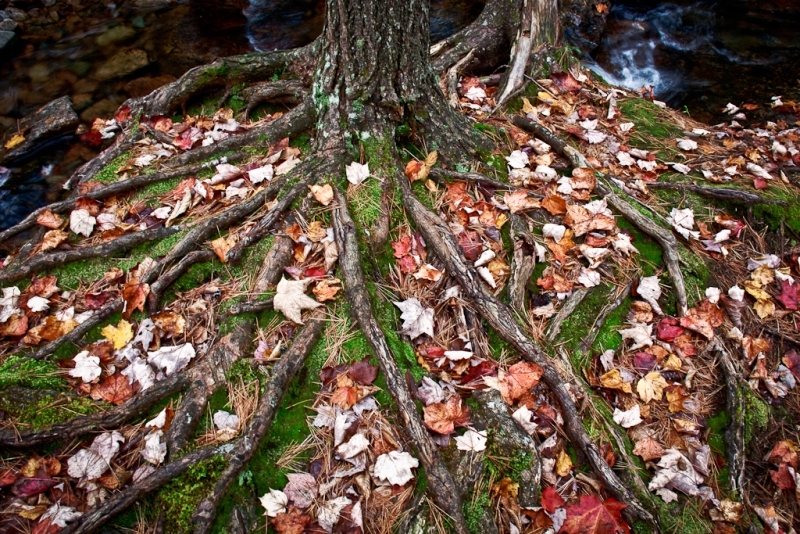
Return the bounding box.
[712,339,747,493]
[191,309,326,533]
[545,287,593,342]
[397,172,657,526]
[332,188,470,534]
[509,214,536,312]
[513,115,689,315]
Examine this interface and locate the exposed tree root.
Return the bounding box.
[147,250,215,314]
[429,167,519,191]
[191,309,325,533]
[0,227,179,286]
[64,129,144,190]
[509,214,537,312]
[713,339,747,493]
[332,188,470,534]
[640,181,784,206]
[241,79,309,118]
[397,172,658,527]
[583,281,632,350]
[513,115,689,316]
[123,45,317,117]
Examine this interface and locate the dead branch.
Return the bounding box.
[147,250,215,314]
[546,287,593,342]
[332,188,470,534]
[397,172,657,527]
[712,339,747,493]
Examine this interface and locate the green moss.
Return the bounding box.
[742,387,769,446]
[706,409,730,456]
[0,356,64,389]
[618,99,682,159]
[158,455,228,533]
[753,186,800,234]
[464,490,491,534]
[132,176,183,205]
[555,284,610,355]
[14,395,102,429]
[652,498,713,534]
[595,298,631,352]
[94,151,133,183]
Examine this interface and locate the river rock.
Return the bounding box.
[3,7,28,22]
[79,98,119,123]
[95,24,136,47]
[0,96,78,165]
[93,48,151,81]
[124,74,176,97]
[0,18,18,31]
[0,29,18,54]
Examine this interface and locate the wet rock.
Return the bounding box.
[28,63,51,84]
[4,7,28,22]
[0,96,78,165]
[0,29,19,54]
[79,98,119,123]
[71,93,93,111]
[93,48,151,81]
[471,389,542,508]
[95,24,136,47]
[0,18,18,31]
[562,0,611,50]
[124,74,176,98]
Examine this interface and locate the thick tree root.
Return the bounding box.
[640,181,784,206]
[123,46,316,117]
[0,155,246,247]
[397,173,657,527]
[429,167,519,191]
[0,227,179,286]
[332,188,470,534]
[513,116,689,315]
[509,214,536,312]
[191,309,325,533]
[241,79,309,117]
[713,339,747,493]
[64,129,144,190]
[583,281,632,350]
[147,250,215,314]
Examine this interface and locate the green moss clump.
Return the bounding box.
[0,356,64,389]
[158,455,228,533]
[753,186,800,234]
[17,395,101,429]
[742,388,769,446]
[94,152,133,183]
[464,491,492,534]
[618,99,683,159]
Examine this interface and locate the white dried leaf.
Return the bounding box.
[705,287,721,304]
[473,249,496,268]
[512,405,538,435]
[542,224,566,244]
[600,349,615,371]
[476,266,496,288]
[464,86,487,101]
[318,496,352,532]
[586,130,606,144]
[69,351,102,383]
[273,277,322,324]
[345,161,370,185]
[505,150,529,169]
[336,433,370,459]
[213,410,239,431]
[612,405,643,428]
[96,211,120,231]
[534,164,558,181]
[0,287,20,307]
[417,377,446,406]
[134,318,156,351]
[616,151,635,166]
[146,409,167,429]
[313,405,336,428]
[69,209,96,237]
[637,159,657,172]
[284,473,317,509]
[746,162,772,180]
[444,350,473,361]
[147,343,196,376]
[728,285,745,301]
[259,488,288,517]
[393,298,434,339]
[333,408,357,446]
[638,276,663,315]
[90,431,124,462]
[373,450,419,486]
[40,504,82,528]
[455,429,487,452]
[671,163,692,174]
[121,357,155,390]
[676,138,698,151]
[619,323,653,350]
[67,448,108,480]
[668,208,695,230]
[579,119,598,131]
[141,430,166,465]
[27,296,50,312]
[210,163,241,184]
[248,165,273,184]
[578,268,601,288]
[619,122,634,132]
[612,233,639,256]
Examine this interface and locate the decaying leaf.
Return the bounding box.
[393,298,435,339]
[373,450,419,486]
[273,278,323,324]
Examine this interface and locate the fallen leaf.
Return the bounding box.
[260,488,289,517]
[272,506,310,534]
[561,495,630,534]
[69,209,96,237]
[599,369,632,394]
[393,298,434,339]
[555,449,573,476]
[90,373,135,405]
[148,343,196,376]
[424,396,470,435]
[637,372,668,403]
[542,486,566,513]
[67,448,108,480]
[283,474,317,509]
[619,323,653,350]
[273,278,323,324]
[36,210,64,229]
[313,279,341,302]
[633,438,665,462]
[499,362,544,403]
[373,450,419,486]
[90,431,125,462]
[345,162,370,185]
[776,280,798,310]
[613,405,642,428]
[69,351,102,383]
[39,504,82,529]
[5,133,25,150]
[455,429,487,452]
[318,496,351,532]
[101,320,134,350]
[309,184,334,206]
[122,282,149,320]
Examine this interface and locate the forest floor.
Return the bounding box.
[0,50,799,534]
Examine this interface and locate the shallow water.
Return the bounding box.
[585,0,800,123]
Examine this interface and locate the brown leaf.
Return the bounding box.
[210,234,237,263]
[599,369,632,394]
[90,373,135,405]
[312,279,341,302]
[40,229,69,252]
[423,396,470,435]
[768,440,799,469]
[348,358,378,385]
[122,282,149,320]
[36,209,64,229]
[456,230,482,262]
[542,194,567,216]
[309,184,333,206]
[500,362,544,403]
[272,506,311,534]
[0,314,28,337]
[152,311,186,336]
[770,463,796,490]
[633,437,665,462]
[561,496,630,534]
[679,299,723,339]
[504,190,541,214]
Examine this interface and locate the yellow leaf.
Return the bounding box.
[537,91,556,104]
[4,133,25,150]
[599,369,632,394]
[309,184,334,206]
[637,372,668,403]
[102,320,134,349]
[662,354,683,371]
[555,449,573,477]
[754,298,775,319]
[744,280,770,301]
[521,97,536,114]
[750,264,774,286]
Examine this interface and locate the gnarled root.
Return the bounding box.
[397,172,658,527]
[332,188,470,534]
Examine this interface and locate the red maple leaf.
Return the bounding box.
[776,279,798,310]
[561,495,630,534]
